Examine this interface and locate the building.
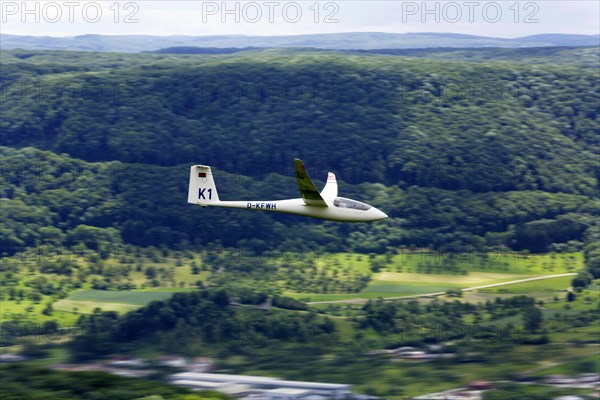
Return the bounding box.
[243,388,323,400]
[413,382,493,400]
[170,372,354,399]
[0,353,27,362]
[391,346,436,361]
[545,375,577,385]
[159,355,187,368]
[51,363,156,378]
[109,355,147,368]
[575,373,600,384]
[413,388,485,400]
[468,381,492,391]
[186,356,214,372]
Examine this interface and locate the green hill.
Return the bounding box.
[0,48,598,265]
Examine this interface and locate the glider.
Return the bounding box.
[188,159,388,222]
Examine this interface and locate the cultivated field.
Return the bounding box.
[289,252,583,302]
[1,250,585,323]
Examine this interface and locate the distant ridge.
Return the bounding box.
[2,32,599,52]
[148,46,260,54]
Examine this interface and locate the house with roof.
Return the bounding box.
[158,355,187,368]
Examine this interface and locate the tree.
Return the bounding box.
[522,306,543,332]
[369,258,386,273]
[213,289,230,306]
[191,261,200,275]
[446,288,462,297]
[571,270,593,290]
[145,266,157,279]
[42,302,53,316]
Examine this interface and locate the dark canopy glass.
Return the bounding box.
[333,197,371,211]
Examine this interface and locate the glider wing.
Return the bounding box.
[294,159,328,207]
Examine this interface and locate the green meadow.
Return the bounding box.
[290,252,582,302]
[52,289,191,316]
[68,289,189,305]
[0,251,585,323]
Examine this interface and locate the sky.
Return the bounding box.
[1,1,599,38]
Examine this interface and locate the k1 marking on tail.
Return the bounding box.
[187,159,388,222]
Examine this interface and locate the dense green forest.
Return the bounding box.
[1,47,599,278]
[354,46,600,66]
[70,289,338,360]
[67,289,562,361]
[3,48,599,175]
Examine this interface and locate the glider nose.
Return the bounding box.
[374,208,388,220]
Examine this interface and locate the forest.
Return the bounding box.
[1,47,599,279]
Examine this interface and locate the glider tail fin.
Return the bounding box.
[188,165,220,205]
[321,172,338,199]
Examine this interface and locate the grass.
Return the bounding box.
[67,289,184,305]
[0,249,211,324]
[285,292,366,302]
[479,275,574,294]
[364,283,454,294]
[379,251,582,275]
[292,252,583,302]
[294,272,576,303]
[51,289,191,317]
[0,250,587,322]
[52,300,141,315]
[320,253,373,274]
[549,324,600,343]
[378,271,533,284]
[529,352,600,377]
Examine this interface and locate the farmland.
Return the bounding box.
[0,248,585,324]
[288,251,582,302]
[1,246,597,400]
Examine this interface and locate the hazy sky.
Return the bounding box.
[1,1,599,37]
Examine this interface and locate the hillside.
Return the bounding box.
[353,46,600,67]
[1,48,598,261]
[2,49,598,180]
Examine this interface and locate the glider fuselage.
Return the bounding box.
[203,198,387,222]
[188,159,388,222]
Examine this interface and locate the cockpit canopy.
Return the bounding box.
[333,197,372,211]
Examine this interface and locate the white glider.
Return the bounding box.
[188,159,388,222]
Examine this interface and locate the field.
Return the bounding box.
[0,248,213,324]
[0,250,586,324]
[289,252,582,302]
[52,289,190,315]
[479,275,575,293]
[1,248,597,400]
[67,289,190,305]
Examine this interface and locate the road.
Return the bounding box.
[307,273,577,305]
